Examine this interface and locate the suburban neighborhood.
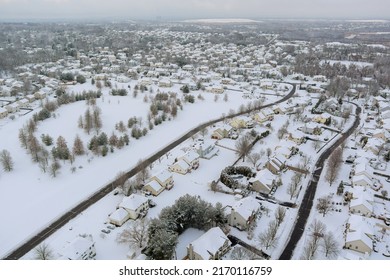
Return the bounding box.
[0,18,390,262]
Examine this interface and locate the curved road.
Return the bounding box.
[279,102,361,260]
[4,84,296,260]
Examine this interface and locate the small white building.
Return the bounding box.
[118,194,149,220]
[249,169,276,194]
[150,170,174,190]
[168,159,191,175]
[229,196,260,230]
[144,180,165,196]
[187,227,231,260]
[109,208,131,226]
[345,230,373,255]
[60,236,96,260]
[177,150,200,169]
[0,107,8,119]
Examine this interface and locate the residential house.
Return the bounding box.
[345,230,373,255]
[5,102,20,113]
[249,169,276,194]
[108,208,131,227]
[143,180,164,196]
[272,104,290,115]
[158,78,172,88]
[0,107,8,119]
[350,196,374,217]
[118,194,149,220]
[177,150,200,170]
[211,124,232,140]
[287,132,305,145]
[168,159,191,175]
[60,236,96,260]
[25,94,36,102]
[196,140,219,159]
[149,170,174,190]
[352,174,373,188]
[345,215,375,255]
[187,227,231,260]
[17,98,29,107]
[252,111,270,124]
[260,80,273,90]
[266,157,285,174]
[229,116,254,129]
[313,113,332,125]
[262,108,275,119]
[34,90,47,100]
[208,85,225,94]
[298,123,322,135]
[229,196,260,230]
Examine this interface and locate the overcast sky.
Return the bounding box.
[0,0,389,21]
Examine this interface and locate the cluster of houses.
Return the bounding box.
[342,161,389,256]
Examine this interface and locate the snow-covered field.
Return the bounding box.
[0,79,274,258]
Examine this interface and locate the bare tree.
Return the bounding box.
[235,135,251,162]
[115,171,128,192]
[266,147,272,159]
[321,231,339,259]
[288,173,302,200]
[136,160,150,185]
[34,243,54,260]
[0,149,14,172]
[230,246,258,260]
[116,218,150,249]
[311,219,326,247]
[200,127,208,138]
[248,152,261,168]
[325,147,343,185]
[316,195,333,217]
[300,237,319,260]
[50,159,61,178]
[257,220,279,250]
[274,206,286,227]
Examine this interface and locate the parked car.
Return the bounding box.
[101,229,110,234]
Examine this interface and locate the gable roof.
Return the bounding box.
[153,169,172,183]
[189,227,231,260]
[232,196,260,221]
[61,236,94,260]
[119,194,148,211]
[145,180,164,192]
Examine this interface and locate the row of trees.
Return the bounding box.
[300,220,339,259]
[257,206,286,250]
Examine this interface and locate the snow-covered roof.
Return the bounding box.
[350,197,373,213]
[250,169,275,187]
[345,230,372,249]
[145,180,164,192]
[352,174,373,186]
[232,196,260,221]
[173,159,190,170]
[354,162,371,176]
[119,194,148,211]
[347,215,375,237]
[184,151,199,163]
[153,169,172,183]
[189,227,231,260]
[109,208,130,223]
[61,236,94,260]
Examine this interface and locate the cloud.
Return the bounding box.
[0,0,389,20]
